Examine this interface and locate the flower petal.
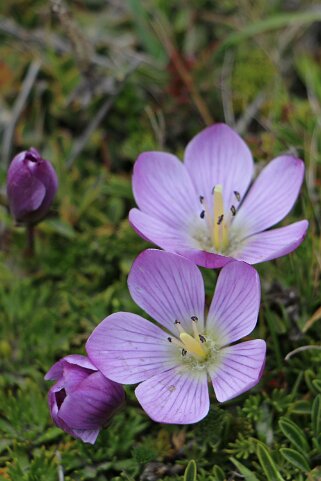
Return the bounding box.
[48,384,100,444]
[72,429,100,444]
[129,208,192,250]
[210,340,266,402]
[8,170,46,221]
[135,366,209,424]
[128,249,205,332]
[232,155,304,236]
[132,152,199,228]
[206,261,260,345]
[86,312,177,384]
[129,209,232,268]
[45,354,96,381]
[58,372,125,430]
[184,124,254,211]
[235,220,308,264]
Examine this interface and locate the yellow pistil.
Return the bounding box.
[212,185,228,252]
[180,332,207,360]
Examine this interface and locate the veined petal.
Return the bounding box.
[184,124,254,213]
[45,354,96,381]
[232,155,304,236]
[128,249,205,332]
[210,340,266,402]
[86,312,177,384]
[206,261,260,345]
[132,152,199,228]
[135,366,209,424]
[129,208,193,250]
[58,372,125,430]
[8,169,46,221]
[129,209,232,268]
[235,220,308,264]
[72,429,100,444]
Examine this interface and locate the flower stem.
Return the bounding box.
[26,224,35,256]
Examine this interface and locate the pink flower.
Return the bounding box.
[86,250,266,424]
[45,355,125,444]
[129,124,308,268]
[7,148,58,224]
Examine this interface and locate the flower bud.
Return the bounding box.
[7,148,58,224]
[45,355,125,444]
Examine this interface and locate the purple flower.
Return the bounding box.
[7,148,58,224]
[129,124,308,268]
[45,354,125,444]
[86,250,266,424]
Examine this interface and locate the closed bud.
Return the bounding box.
[45,355,125,444]
[7,148,58,224]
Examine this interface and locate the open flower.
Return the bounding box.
[45,355,125,444]
[7,147,58,224]
[129,124,308,268]
[86,250,266,424]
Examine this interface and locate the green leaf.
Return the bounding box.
[127,0,166,62]
[184,460,197,481]
[280,448,310,472]
[230,457,260,481]
[278,417,309,452]
[216,10,321,56]
[256,442,285,481]
[312,395,321,437]
[292,400,311,415]
[213,465,225,481]
[312,379,321,393]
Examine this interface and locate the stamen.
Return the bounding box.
[182,349,187,356]
[199,334,206,343]
[217,214,224,225]
[180,332,207,360]
[174,320,184,335]
[192,318,200,339]
[199,195,204,203]
[234,191,241,202]
[169,336,185,349]
[191,316,198,322]
[212,185,228,252]
[200,210,205,219]
[230,205,236,216]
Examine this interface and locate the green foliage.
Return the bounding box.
[256,442,285,481]
[278,417,309,453]
[184,460,197,481]
[280,448,310,473]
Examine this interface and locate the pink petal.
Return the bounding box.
[184,124,253,213]
[129,209,232,268]
[86,312,177,384]
[129,208,192,250]
[232,155,304,236]
[135,367,209,424]
[235,220,308,264]
[72,429,100,444]
[206,261,260,345]
[128,249,205,332]
[58,372,125,430]
[45,354,96,381]
[132,152,199,228]
[210,340,266,403]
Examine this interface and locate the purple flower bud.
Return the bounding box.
[45,354,125,444]
[7,148,58,224]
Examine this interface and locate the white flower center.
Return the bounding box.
[168,317,221,371]
[198,185,241,254]
[168,317,208,361]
